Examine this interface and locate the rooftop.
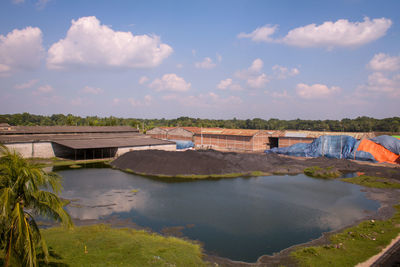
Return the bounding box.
[0,125,139,135]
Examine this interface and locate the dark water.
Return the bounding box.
[56,165,379,262]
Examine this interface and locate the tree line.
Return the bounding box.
[0,113,399,133]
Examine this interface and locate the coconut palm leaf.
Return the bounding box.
[0,145,73,266]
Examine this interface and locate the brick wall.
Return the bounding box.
[278,137,314,148]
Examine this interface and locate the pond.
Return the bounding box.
[55,164,380,262]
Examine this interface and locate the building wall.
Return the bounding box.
[252,132,271,151]
[167,128,194,141]
[5,142,55,158]
[147,128,168,139]
[116,144,176,156]
[193,134,255,151]
[278,137,314,148]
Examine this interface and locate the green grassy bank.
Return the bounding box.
[291,205,400,266]
[341,175,400,189]
[41,224,206,267]
[292,175,400,266]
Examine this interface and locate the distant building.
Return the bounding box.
[0,126,175,159]
[147,126,375,153]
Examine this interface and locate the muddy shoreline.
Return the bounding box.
[111,150,400,179]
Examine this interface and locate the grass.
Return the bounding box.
[341,175,400,189]
[28,157,111,168]
[304,166,342,179]
[291,205,400,267]
[41,224,206,267]
[123,168,271,179]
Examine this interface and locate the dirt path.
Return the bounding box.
[356,234,400,267]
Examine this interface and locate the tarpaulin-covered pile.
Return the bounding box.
[172,140,195,150]
[265,135,400,164]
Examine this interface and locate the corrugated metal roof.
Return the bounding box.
[159,127,175,130]
[0,126,139,134]
[179,127,261,136]
[53,137,174,149]
[284,132,309,138]
[0,132,145,144]
[283,130,375,139]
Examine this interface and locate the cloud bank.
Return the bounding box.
[149,73,191,92]
[238,17,392,48]
[47,16,173,69]
[0,26,44,74]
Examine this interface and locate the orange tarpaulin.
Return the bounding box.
[357,139,400,164]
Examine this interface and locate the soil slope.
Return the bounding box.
[111,150,400,179]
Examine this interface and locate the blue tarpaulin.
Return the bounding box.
[265,135,377,162]
[172,140,194,150]
[370,135,400,155]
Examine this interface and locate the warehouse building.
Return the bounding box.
[277,131,375,148]
[0,125,175,159]
[148,126,277,152]
[147,126,375,153]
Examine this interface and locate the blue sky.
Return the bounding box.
[0,0,399,120]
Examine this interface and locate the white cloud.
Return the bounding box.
[47,16,173,70]
[0,26,44,74]
[138,76,149,85]
[128,94,153,107]
[34,84,54,95]
[176,63,183,69]
[239,17,392,49]
[235,59,269,89]
[238,25,278,42]
[176,92,242,108]
[144,94,152,104]
[296,83,341,99]
[247,73,269,88]
[81,86,103,95]
[12,0,24,4]
[14,79,39,89]
[149,73,191,92]
[363,72,400,95]
[195,57,216,69]
[71,97,84,106]
[271,90,290,98]
[236,58,264,79]
[283,17,392,48]
[217,78,232,90]
[265,90,290,99]
[230,84,244,91]
[249,58,263,73]
[272,65,300,79]
[368,53,400,72]
[112,98,121,105]
[216,53,222,63]
[359,53,400,97]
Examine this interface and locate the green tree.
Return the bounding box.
[0,146,72,267]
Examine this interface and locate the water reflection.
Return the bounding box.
[57,168,379,262]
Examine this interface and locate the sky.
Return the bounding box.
[0,0,399,120]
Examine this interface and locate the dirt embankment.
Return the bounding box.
[111,150,400,179]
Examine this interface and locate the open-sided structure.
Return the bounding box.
[0,125,175,159]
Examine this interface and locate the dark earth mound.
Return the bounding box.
[111,150,400,179]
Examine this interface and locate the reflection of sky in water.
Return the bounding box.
[58,168,379,262]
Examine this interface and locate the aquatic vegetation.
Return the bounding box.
[304,166,342,179]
